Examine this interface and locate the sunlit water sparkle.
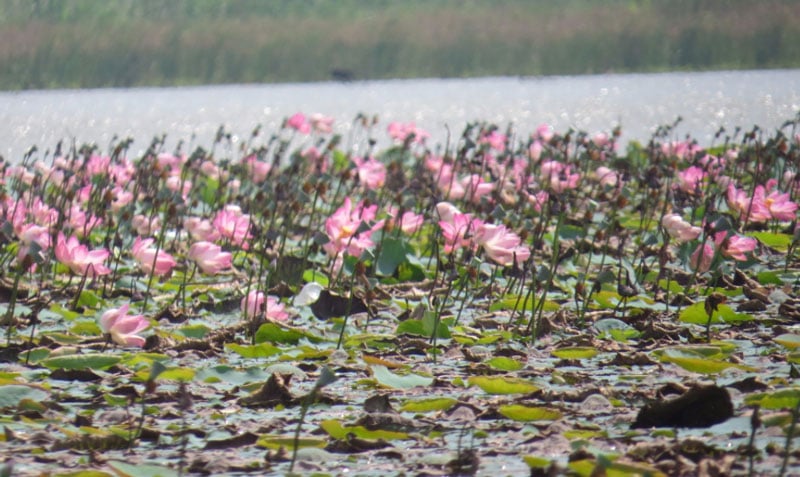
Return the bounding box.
[1,69,799,162]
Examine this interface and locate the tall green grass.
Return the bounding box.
[1,0,798,89]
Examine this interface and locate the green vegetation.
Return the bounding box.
[1,0,799,89]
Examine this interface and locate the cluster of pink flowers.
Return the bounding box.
[323,197,385,259]
[727,179,798,223]
[286,112,334,135]
[425,155,495,203]
[676,166,707,195]
[241,154,272,183]
[540,160,580,193]
[662,141,703,160]
[479,130,507,152]
[213,205,252,249]
[437,202,530,266]
[387,121,430,144]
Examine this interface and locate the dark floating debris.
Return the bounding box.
[632,384,733,429]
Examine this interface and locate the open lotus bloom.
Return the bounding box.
[54,232,112,277]
[661,213,702,242]
[99,304,149,347]
[474,223,531,266]
[188,241,232,274]
[131,237,177,276]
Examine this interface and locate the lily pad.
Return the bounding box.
[371,365,433,389]
[41,353,121,371]
[468,376,539,395]
[400,397,458,413]
[320,419,410,440]
[775,333,800,350]
[486,356,524,371]
[0,384,49,408]
[552,347,598,360]
[498,404,561,422]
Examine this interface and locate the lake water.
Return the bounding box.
[1,69,799,162]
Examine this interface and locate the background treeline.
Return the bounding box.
[1,0,799,90]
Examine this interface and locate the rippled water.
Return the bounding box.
[1,69,799,162]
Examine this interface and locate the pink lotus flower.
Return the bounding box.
[213,206,252,249]
[55,233,112,277]
[480,130,507,152]
[541,160,580,193]
[715,232,757,261]
[435,202,461,225]
[184,217,221,242]
[352,156,386,190]
[690,231,756,272]
[241,290,289,321]
[661,214,702,242]
[165,175,192,198]
[762,179,798,221]
[241,290,265,319]
[676,166,706,195]
[29,198,59,227]
[535,124,554,142]
[439,212,484,254]
[132,237,177,277]
[68,204,103,237]
[690,242,715,272]
[594,166,620,188]
[99,304,149,347]
[17,223,50,250]
[591,132,610,148]
[323,197,384,258]
[726,183,770,223]
[529,140,544,161]
[387,121,429,144]
[302,146,330,173]
[242,155,272,183]
[521,190,549,213]
[188,241,232,275]
[110,186,134,213]
[286,112,311,134]
[132,214,161,236]
[309,113,334,134]
[16,223,51,265]
[386,206,424,235]
[662,141,702,160]
[439,172,494,203]
[474,223,530,266]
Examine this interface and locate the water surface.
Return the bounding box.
[2,69,799,161]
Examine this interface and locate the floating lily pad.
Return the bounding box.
[498,404,561,422]
[320,419,410,440]
[0,384,49,408]
[486,356,524,371]
[745,388,800,410]
[468,376,539,395]
[400,397,458,413]
[775,334,800,350]
[552,347,598,360]
[41,354,121,371]
[256,435,328,450]
[371,365,433,389]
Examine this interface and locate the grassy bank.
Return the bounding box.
[1,0,799,89]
